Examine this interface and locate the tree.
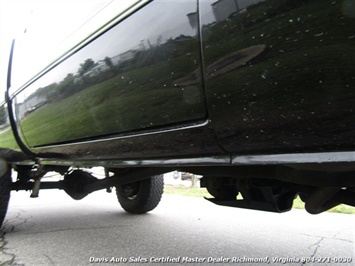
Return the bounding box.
[78,58,95,76]
[104,56,116,74]
[104,57,113,69]
[0,105,7,126]
[56,73,76,98]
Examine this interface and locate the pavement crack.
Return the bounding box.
[302,233,353,244]
[43,254,55,265]
[300,235,325,266]
[308,236,325,258]
[2,209,33,233]
[21,224,130,235]
[0,231,24,266]
[0,210,31,265]
[332,227,353,243]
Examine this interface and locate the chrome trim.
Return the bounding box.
[16,151,355,168]
[232,151,355,165]
[33,119,209,149]
[39,156,231,168]
[13,160,37,166]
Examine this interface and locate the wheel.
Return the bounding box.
[0,161,11,228]
[116,175,164,214]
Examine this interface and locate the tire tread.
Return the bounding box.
[0,166,11,228]
[116,175,164,214]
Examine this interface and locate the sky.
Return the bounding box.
[0,0,32,100]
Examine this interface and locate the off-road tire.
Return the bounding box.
[116,175,164,214]
[0,164,11,228]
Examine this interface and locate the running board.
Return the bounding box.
[205,198,292,213]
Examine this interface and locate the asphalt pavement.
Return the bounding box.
[0,178,354,266]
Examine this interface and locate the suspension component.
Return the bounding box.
[30,177,42,198]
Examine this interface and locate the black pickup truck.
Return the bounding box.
[1,0,355,227]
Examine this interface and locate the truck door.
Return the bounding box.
[13,0,207,147]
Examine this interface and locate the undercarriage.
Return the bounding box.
[5,163,355,217]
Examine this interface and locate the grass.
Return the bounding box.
[18,55,204,146]
[0,127,19,150]
[164,184,355,215]
[164,184,212,198]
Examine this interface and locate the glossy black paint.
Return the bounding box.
[3,0,355,164]
[201,0,355,155]
[8,0,227,160]
[16,1,205,143]
[31,121,225,161]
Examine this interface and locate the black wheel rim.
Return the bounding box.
[120,181,141,200]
